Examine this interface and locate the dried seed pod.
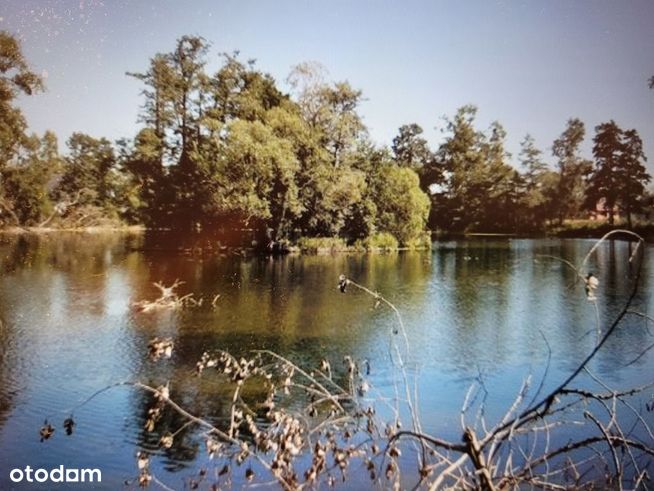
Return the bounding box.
[159,432,174,449]
[206,438,221,459]
[137,451,149,470]
[138,470,152,487]
[385,461,396,479]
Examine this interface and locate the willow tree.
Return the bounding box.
[210,118,301,240]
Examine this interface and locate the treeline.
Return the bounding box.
[0,32,651,244]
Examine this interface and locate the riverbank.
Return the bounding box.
[432,221,654,242]
[2,222,651,256]
[547,220,654,240]
[0,225,146,235]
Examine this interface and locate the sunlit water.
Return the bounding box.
[0,232,652,489]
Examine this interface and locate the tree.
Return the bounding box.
[0,31,44,224]
[585,121,622,224]
[127,54,176,166]
[519,134,547,186]
[2,132,61,225]
[620,129,650,226]
[57,133,116,209]
[480,121,519,231]
[392,124,432,172]
[286,63,371,238]
[430,105,486,231]
[552,118,592,224]
[430,106,517,232]
[210,118,301,240]
[374,165,430,244]
[518,134,555,228]
[585,121,650,226]
[0,31,44,166]
[287,63,365,168]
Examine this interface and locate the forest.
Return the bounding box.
[0,32,652,247]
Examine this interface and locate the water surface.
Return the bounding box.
[0,233,652,489]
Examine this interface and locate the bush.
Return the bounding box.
[355,232,399,252]
[404,230,432,250]
[295,236,348,254]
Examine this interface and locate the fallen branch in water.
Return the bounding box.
[132,280,219,312]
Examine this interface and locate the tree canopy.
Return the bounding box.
[0,31,651,242]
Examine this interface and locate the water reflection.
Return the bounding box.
[0,232,652,489]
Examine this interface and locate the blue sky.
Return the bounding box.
[3,0,654,169]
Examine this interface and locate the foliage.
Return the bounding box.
[1,31,651,240]
[517,134,557,228]
[0,31,43,165]
[585,121,650,226]
[552,118,592,224]
[295,236,348,254]
[428,106,519,233]
[374,165,430,244]
[392,123,433,173]
[403,230,432,250]
[355,231,399,251]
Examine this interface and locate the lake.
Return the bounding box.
[0,232,652,489]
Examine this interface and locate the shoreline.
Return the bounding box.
[1,224,651,252]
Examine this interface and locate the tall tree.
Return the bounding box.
[210,118,301,240]
[518,134,555,227]
[392,123,432,172]
[586,121,650,226]
[552,118,591,224]
[0,31,44,224]
[585,121,622,224]
[57,133,116,208]
[127,54,176,165]
[2,132,62,225]
[620,129,650,226]
[0,31,43,165]
[430,105,486,231]
[287,63,365,167]
[481,121,518,230]
[519,134,547,186]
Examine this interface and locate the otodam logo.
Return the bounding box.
[10,465,102,484]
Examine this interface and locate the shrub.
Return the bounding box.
[295,236,348,254]
[355,232,399,252]
[404,230,432,250]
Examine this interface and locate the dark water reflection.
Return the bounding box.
[0,232,652,489]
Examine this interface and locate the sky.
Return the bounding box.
[2,0,654,169]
